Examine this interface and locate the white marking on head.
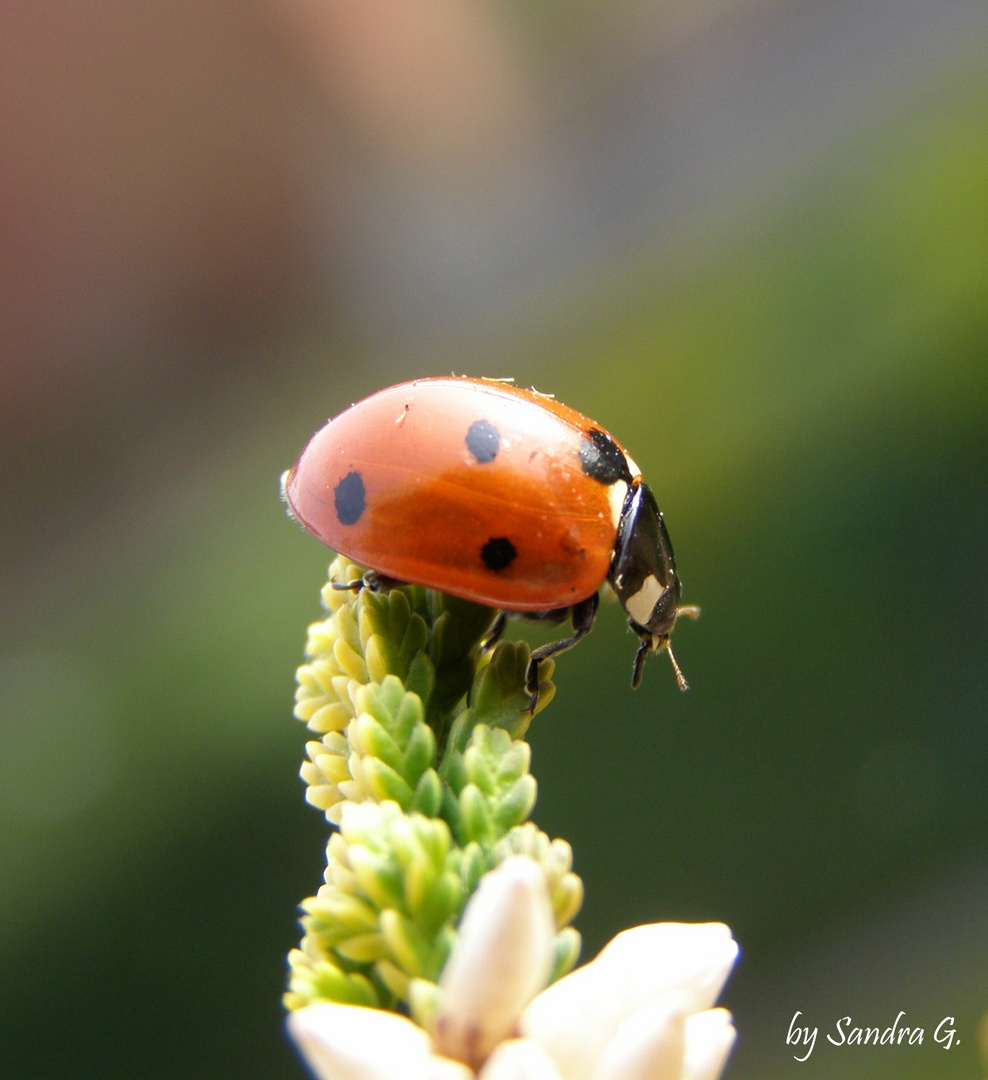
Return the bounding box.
[625,574,667,626]
[623,452,642,480]
[607,479,628,530]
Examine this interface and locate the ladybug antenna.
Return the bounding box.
[668,604,700,692]
[665,640,690,692]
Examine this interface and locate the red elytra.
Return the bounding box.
[283,376,696,698]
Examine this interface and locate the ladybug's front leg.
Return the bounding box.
[525,592,600,712]
[331,569,405,593]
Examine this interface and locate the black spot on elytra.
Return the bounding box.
[466,419,500,463]
[481,536,516,571]
[579,428,632,485]
[334,471,366,525]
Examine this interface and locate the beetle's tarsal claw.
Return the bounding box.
[525,657,541,713]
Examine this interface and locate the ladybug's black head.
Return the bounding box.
[607,480,698,691]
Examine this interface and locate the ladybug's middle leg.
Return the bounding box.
[524,592,600,711]
[480,610,508,652]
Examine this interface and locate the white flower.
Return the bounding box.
[522,920,737,1080]
[288,857,738,1080]
[435,856,557,1067]
[289,1002,472,1080]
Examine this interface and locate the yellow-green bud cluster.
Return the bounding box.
[287,800,460,1013]
[286,556,583,1017]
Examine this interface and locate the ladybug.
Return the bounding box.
[282,376,698,706]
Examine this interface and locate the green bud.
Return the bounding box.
[333,636,369,683]
[491,826,583,929]
[438,784,462,837]
[299,698,352,735]
[493,821,544,862]
[458,841,488,897]
[324,858,361,899]
[374,958,410,1002]
[402,852,438,918]
[384,812,419,867]
[469,641,528,721]
[364,633,396,683]
[462,744,496,795]
[548,926,583,984]
[419,870,463,936]
[442,706,479,760]
[379,908,430,978]
[397,611,429,668]
[550,872,584,928]
[404,651,435,703]
[285,949,379,1009]
[411,767,442,817]
[492,775,538,832]
[304,783,340,814]
[531,673,556,715]
[333,603,363,657]
[429,924,457,985]
[458,783,495,846]
[349,714,402,770]
[334,931,388,964]
[330,674,355,712]
[392,684,426,745]
[468,641,556,738]
[304,891,379,936]
[409,814,450,869]
[407,977,443,1031]
[401,717,436,786]
[438,732,471,792]
[347,845,405,911]
[307,739,349,783]
[361,756,415,808]
[493,739,531,785]
[427,600,491,670]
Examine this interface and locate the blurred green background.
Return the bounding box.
[1,3,986,1078]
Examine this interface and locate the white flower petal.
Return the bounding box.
[590,994,686,1080]
[522,923,737,1080]
[435,856,556,1068]
[288,1002,436,1080]
[479,1038,567,1080]
[681,1009,736,1080]
[424,1057,477,1080]
[594,923,737,1012]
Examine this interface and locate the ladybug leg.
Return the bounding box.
[331,569,404,593]
[525,592,600,711]
[632,637,650,689]
[481,610,508,652]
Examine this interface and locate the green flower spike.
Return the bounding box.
[286,555,583,1021]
